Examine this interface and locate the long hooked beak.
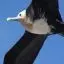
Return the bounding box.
[7,16,22,21]
[7,14,26,22]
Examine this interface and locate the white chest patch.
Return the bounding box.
[21,17,51,34]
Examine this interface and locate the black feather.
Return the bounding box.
[26,0,64,35]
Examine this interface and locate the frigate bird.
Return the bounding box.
[4,0,64,64]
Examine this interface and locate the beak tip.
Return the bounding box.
[7,17,11,21]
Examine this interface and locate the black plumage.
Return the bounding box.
[4,0,64,64]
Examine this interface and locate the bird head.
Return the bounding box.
[7,10,26,22]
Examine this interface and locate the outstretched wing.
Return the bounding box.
[4,31,48,64]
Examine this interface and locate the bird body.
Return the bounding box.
[4,0,64,64]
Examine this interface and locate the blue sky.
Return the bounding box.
[0,0,64,64]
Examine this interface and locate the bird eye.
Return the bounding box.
[19,14,21,16]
